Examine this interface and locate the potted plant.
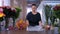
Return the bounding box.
[53,4,60,34]
[11,7,21,27]
[44,5,52,25]
[3,6,21,29]
[0,12,5,31]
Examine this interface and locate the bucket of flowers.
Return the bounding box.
[53,4,60,34]
[0,9,5,31]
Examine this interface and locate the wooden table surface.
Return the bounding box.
[0,30,54,34]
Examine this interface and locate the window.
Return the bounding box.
[0,0,2,6]
[0,0,10,6]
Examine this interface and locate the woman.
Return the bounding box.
[26,4,43,31]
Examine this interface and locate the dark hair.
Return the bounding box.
[32,4,36,6]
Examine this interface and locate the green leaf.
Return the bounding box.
[15,7,21,19]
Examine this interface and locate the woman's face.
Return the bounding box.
[32,6,37,11]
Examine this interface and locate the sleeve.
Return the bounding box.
[26,13,30,20]
[38,13,41,21]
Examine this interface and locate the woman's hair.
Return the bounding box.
[32,4,36,6]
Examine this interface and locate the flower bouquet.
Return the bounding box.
[0,12,5,21]
[16,19,27,30]
[53,4,60,34]
[0,7,5,31]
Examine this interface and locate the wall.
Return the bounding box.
[10,0,27,20]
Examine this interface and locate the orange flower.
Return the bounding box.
[0,12,5,18]
[19,19,23,24]
[16,19,27,29]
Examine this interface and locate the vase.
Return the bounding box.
[58,19,60,34]
[54,27,58,34]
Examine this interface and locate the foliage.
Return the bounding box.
[53,4,60,33]
[44,5,52,24]
[53,5,60,19]
[15,7,21,19]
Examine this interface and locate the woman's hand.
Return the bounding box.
[39,21,43,26]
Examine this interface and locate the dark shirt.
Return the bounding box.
[26,12,41,26]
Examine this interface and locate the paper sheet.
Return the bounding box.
[26,26,44,31]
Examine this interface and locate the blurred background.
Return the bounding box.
[0,0,60,34]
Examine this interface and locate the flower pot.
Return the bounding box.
[54,27,58,34]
